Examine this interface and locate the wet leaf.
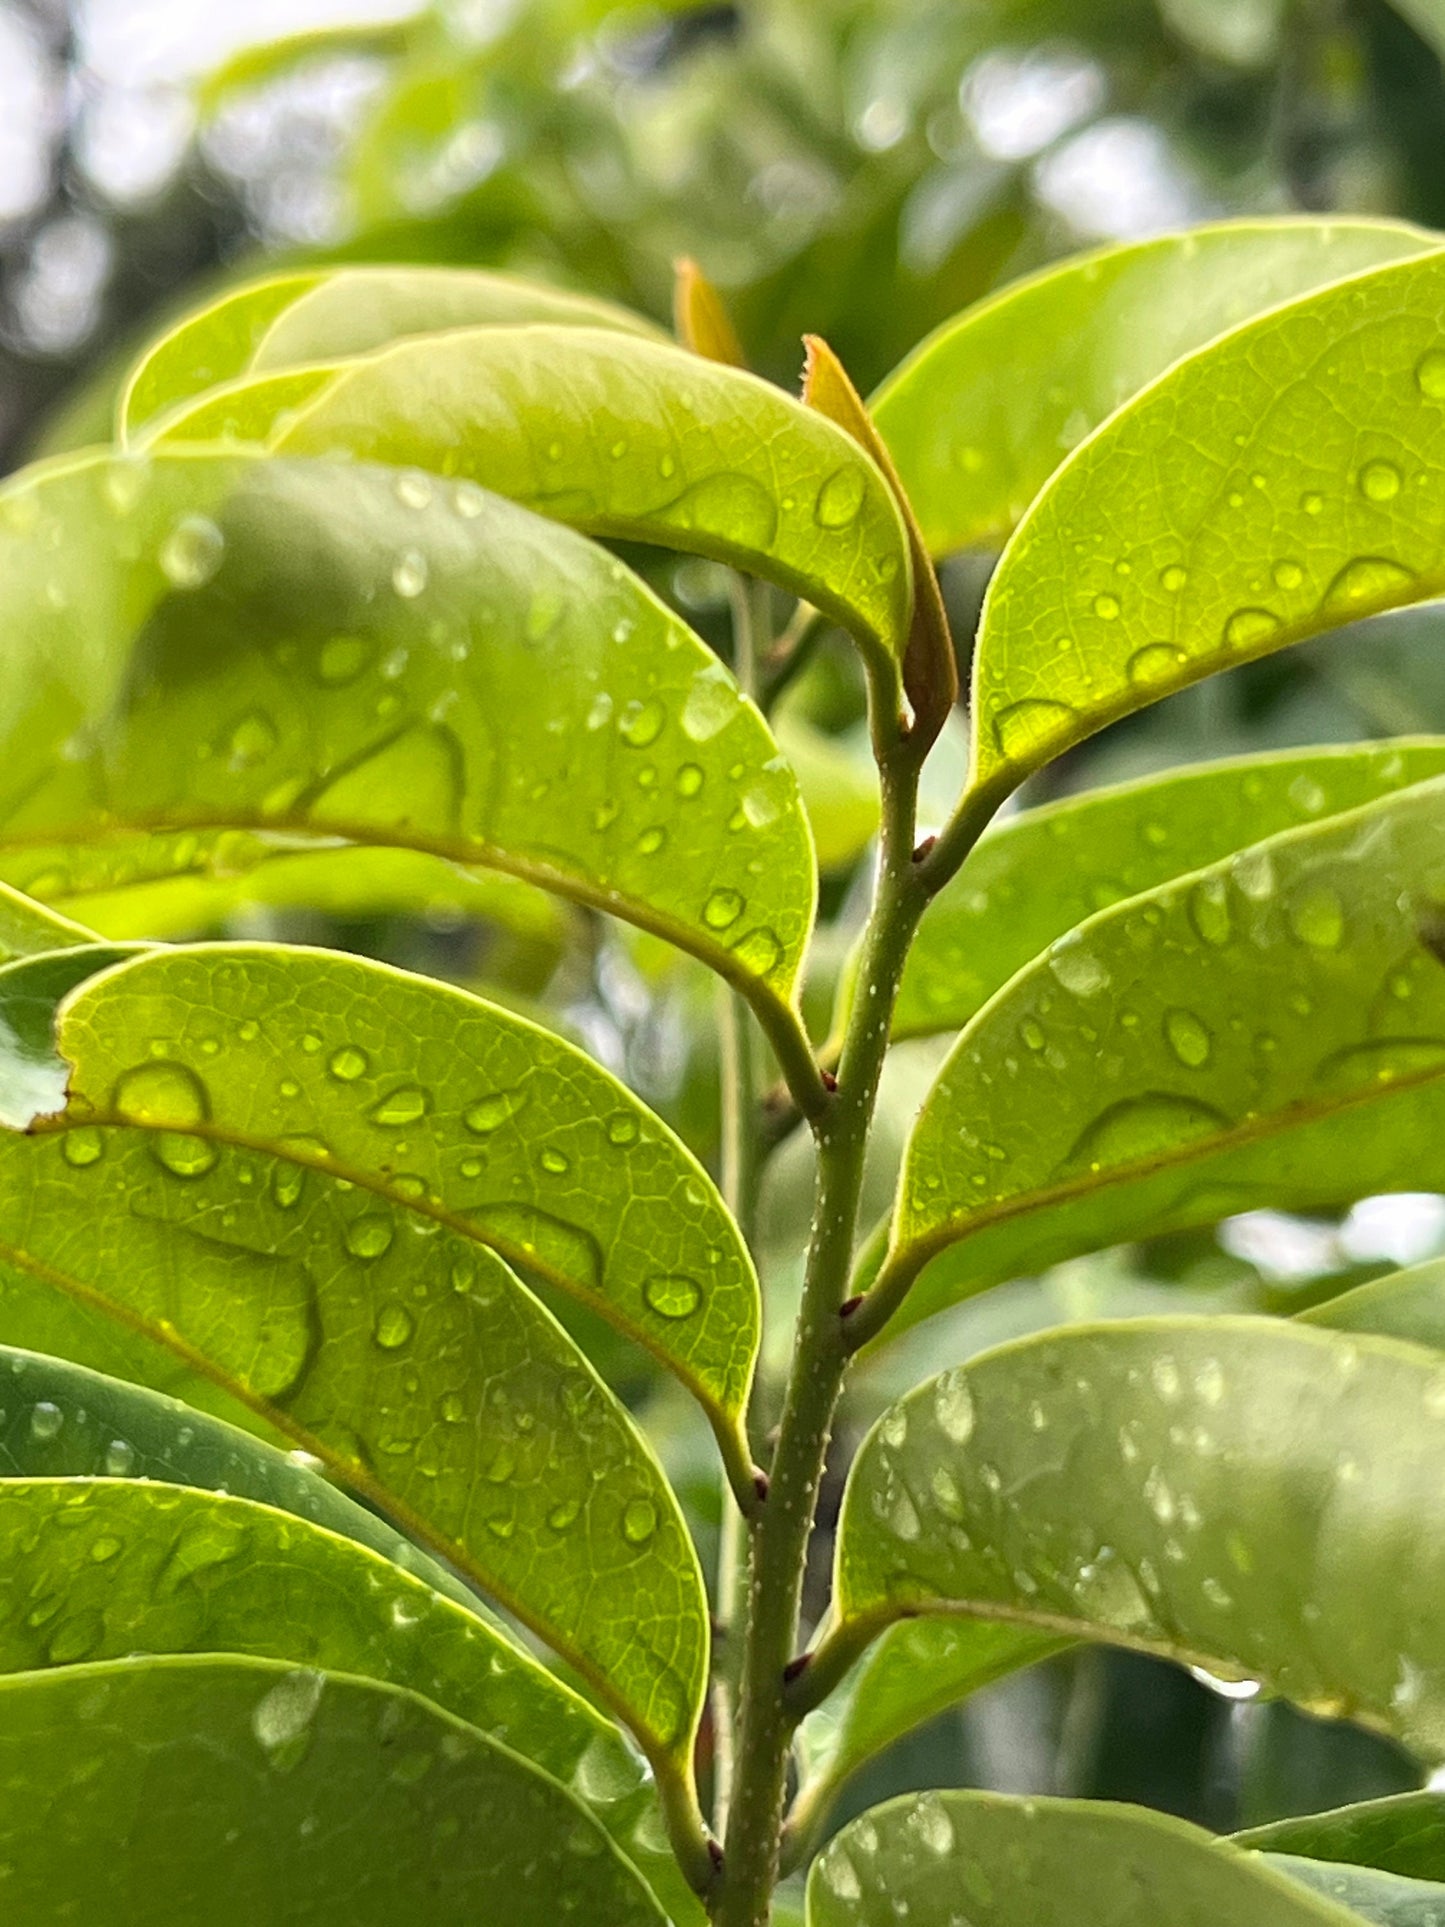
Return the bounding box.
[0,1477,684,1901]
[0,945,141,1130]
[0,948,717,1768]
[0,881,94,964]
[834,1317,1445,1759]
[0,447,815,1018]
[884,741,1445,1043]
[873,217,1429,556]
[121,266,662,439]
[1265,1857,1445,1925]
[881,778,1445,1338]
[0,1655,668,1924]
[268,326,914,663]
[808,1789,1361,1926]
[969,247,1445,795]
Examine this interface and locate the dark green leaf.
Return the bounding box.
[0,1655,667,1924]
[1266,1855,1445,1925]
[1235,1792,1445,1880]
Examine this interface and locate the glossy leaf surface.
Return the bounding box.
[0,1478,664,1839]
[0,881,92,963]
[970,248,1445,793]
[121,266,661,439]
[1305,1262,1445,1351]
[873,217,1430,555]
[0,1655,667,1925]
[885,779,1445,1336]
[0,446,814,1010]
[889,741,1445,1042]
[0,952,714,1764]
[807,1791,1358,1927]
[835,1318,1445,1757]
[1267,1857,1445,1925]
[1236,1792,1445,1880]
[271,326,914,660]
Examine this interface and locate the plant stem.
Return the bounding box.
[712,745,928,1926]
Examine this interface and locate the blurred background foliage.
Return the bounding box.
[5,0,1445,1873]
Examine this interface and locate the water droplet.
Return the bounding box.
[888,1487,921,1540]
[253,1670,323,1759]
[1049,938,1110,997]
[824,1850,861,1901]
[1188,876,1232,948]
[1164,1007,1212,1069]
[880,1408,908,1449]
[1301,490,1325,515]
[621,1498,657,1544]
[908,1793,955,1855]
[271,1164,305,1210]
[63,1128,105,1168]
[635,825,666,855]
[464,1086,528,1135]
[1092,592,1120,620]
[605,1112,638,1146]
[153,1132,218,1179]
[704,888,745,929]
[730,926,784,978]
[548,1498,580,1531]
[933,1368,974,1444]
[1195,1358,1225,1405]
[991,698,1077,763]
[1287,882,1345,950]
[618,697,664,748]
[1223,607,1280,649]
[29,1402,62,1442]
[1160,564,1187,592]
[674,762,704,799]
[159,514,224,590]
[1020,1016,1046,1051]
[104,1438,136,1477]
[394,470,433,510]
[539,1147,570,1176]
[369,1086,429,1128]
[1322,555,1415,610]
[373,1302,414,1349]
[680,665,736,743]
[1358,459,1402,502]
[814,464,866,529]
[317,635,371,685]
[346,1215,394,1261]
[89,1535,122,1564]
[114,1061,207,1127]
[1415,347,1445,401]
[644,1274,701,1319]
[930,1466,966,1521]
[1151,1356,1181,1402]
[1272,559,1304,590]
[392,549,428,598]
[328,1046,369,1083]
[1126,643,1186,686]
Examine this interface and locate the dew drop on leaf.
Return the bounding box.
[618,697,665,748]
[823,1850,861,1902]
[704,889,745,929]
[814,464,866,529]
[114,1061,208,1127]
[368,1085,429,1128]
[1092,592,1120,620]
[1126,642,1186,686]
[392,549,429,598]
[1223,606,1280,649]
[932,1368,975,1445]
[908,1792,955,1856]
[29,1401,62,1442]
[316,635,371,685]
[373,1302,414,1350]
[1272,559,1304,590]
[103,1438,136,1477]
[62,1128,105,1168]
[159,514,224,590]
[346,1215,394,1261]
[1322,555,1415,610]
[1287,882,1346,949]
[621,1498,658,1544]
[1358,459,1402,502]
[328,1046,369,1083]
[464,1087,529,1135]
[604,1112,638,1147]
[1416,349,1445,399]
[992,698,1077,763]
[152,1132,219,1179]
[644,1274,702,1319]
[1163,1007,1213,1069]
[1188,876,1232,948]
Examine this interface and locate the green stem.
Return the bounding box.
[711,744,928,1926]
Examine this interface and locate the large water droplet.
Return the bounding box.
[159,514,224,590]
[104,1437,137,1477]
[346,1215,394,1260]
[992,698,1076,763]
[1223,607,1280,649]
[114,1060,208,1128]
[730,926,784,978]
[1126,643,1186,686]
[373,1301,414,1349]
[463,1086,528,1135]
[680,665,737,743]
[1066,1094,1230,1170]
[644,1274,702,1319]
[933,1368,974,1444]
[815,464,866,529]
[1164,1008,1212,1069]
[369,1086,429,1128]
[1287,881,1345,950]
[1358,459,1402,503]
[1049,937,1110,996]
[1322,555,1415,611]
[29,1401,62,1442]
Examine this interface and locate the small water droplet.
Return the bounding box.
[540,1147,570,1175]
[1164,1008,1212,1069]
[1416,349,1445,399]
[548,1499,580,1531]
[346,1215,394,1261]
[621,1498,658,1544]
[1092,592,1120,620]
[1020,1016,1046,1051]
[373,1302,414,1349]
[1272,559,1304,590]
[392,549,428,598]
[618,697,664,748]
[814,464,866,529]
[253,1670,323,1759]
[704,888,745,929]
[1301,490,1325,515]
[1188,876,1232,948]
[63,1128,105,1168]
[1049,938,1110,997]
[368,1086,429,1128]
[159,514,224,590]
[464,1086,528,1135]
[908,1793,955,1856]
[29,1401,62,1442]
[317,635,371,685]
[644,1275,701,1319]
[153,1132,218,1179]
[328,1046,369,1083]
[1358,458,1403,502]
[605,1112,638,1146]
[1287,882,1345,950]
[394,470,433,510]
[1126,642,1186,686]
[880,1408,908,1449]
[933,1368,974,1444]
[1160,564,1187,592]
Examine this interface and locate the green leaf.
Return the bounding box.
[121,266,662,440]
[886,741,1445,1044]
[268,326,914,664]
[967,246,1445,796]
[0,1477,688,1903]
[790,1618,1065,1857]
[0,446,815,1020]
[0,881,95,963]
[831,1317,1445,1758]
[0,949,717,1771]
[807,1790,1361,1926]
[0,1655,667,1925]
[0,945,139,1130]
[1266,1856,1445,1925]
[872,217,1430,557]
[0,1342,481,1611]
[1235,1791,1445,1880]
[1304,1262,1445,1351]
[876,777,1445,1341]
